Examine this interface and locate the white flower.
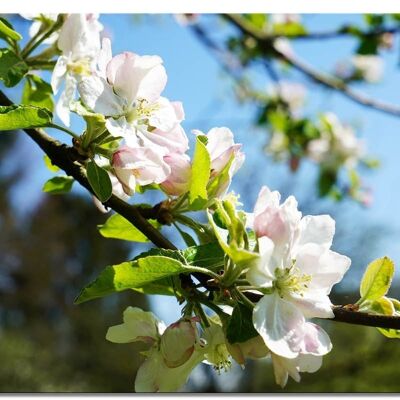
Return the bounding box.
[106,307,204,392]
[160,152,192,196]
[247,186,351,358]
[51,14,103,126]
[352,55,383,83]
[78,51,188,155]
[307,113,365,169]
[268,81,306,113]
[21,13,59,44]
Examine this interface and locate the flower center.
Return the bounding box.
[273,262,311,298]
[125,99,160,125]
[67,58,92,76]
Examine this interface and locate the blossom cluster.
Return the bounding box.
[21,14,354,393]
[37,13,244,203]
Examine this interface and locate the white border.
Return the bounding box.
[2,0,400,14]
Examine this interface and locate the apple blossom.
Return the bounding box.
[78,51,189,155]
[194,127,245,197]
[226,335,269,366]
[307,113,365,170]
[352,54,383,83]
[106,307,204,392]
[268,81,307,113]
[51,14,103,126]
[160,153,192,196]
[111,145,171,196]
[247,185,351,358]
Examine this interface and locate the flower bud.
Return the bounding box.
[112,145,171,196]
[160,153,192,196]
[226,336,269,366]
[160,318,198,368]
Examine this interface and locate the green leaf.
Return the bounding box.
[43,155,59,172]
[189,136,210,210]
[0,105,52,131]
[226,303,259,344]
[0,48,28,87]
[98,213,160,243]
[75,255,193,304]
[86,160,112,202]
[135,242,225,271]
[360,257,395,302]
[175,224,197,247]
[0,18,22,42]
[42,176,74,194]
[22,75,54,112]
[132,278,177,296]
[366,297,400,339]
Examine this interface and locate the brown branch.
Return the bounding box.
[222,14,400,118]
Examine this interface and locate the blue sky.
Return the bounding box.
[5,14,400,323]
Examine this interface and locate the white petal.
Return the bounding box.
[206,127,234,160]
[297,353,323,374]
[295,244,351,293]
[287,290,334,319]
[253,186,281,217]
[78,75,124,116]
[271,353,300,387]
[51,56,68,94]
[55,75,77,127]
[253,293,305,358]
[98,37,113,77]
[136,63,167,103]
[106,117,133,139]
[301,322,332,355]
[106,306,161,344]
[135,349,203,393]
[246,236,275,288]
[297,215,335,249]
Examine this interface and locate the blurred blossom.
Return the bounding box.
[268,81,307,113]
[352,55,384,83]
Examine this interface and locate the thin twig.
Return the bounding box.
[222,14,400,118]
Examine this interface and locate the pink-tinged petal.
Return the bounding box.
[137,63,167,103]
[301,323,332,355]
[51,56,68,94]
[287,289,334,319]
[148,124,189,154]
[107,53,165,105]
[161,153,192,196]
[253,293,305,359]
[206,127,235,160]
[246,236,275,288]
[297,215,335,249]
[295,244,351,293]
[254,186,281,217]
[78,75,124,116]
[172,101,185,121]
[106,306,161,344]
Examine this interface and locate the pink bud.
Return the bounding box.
[160,318,198,368]
[160,153,192,196]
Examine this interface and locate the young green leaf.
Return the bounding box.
[226,303,259,344]
[75,256,192,304]
[98,213,159,243]
[0,18,22,42]
[43,155,59,173]
[86,160,112,202]
[359,257,395,302]
[42,176,74,194]
[22,75,54,112]
[0,105,52,131]
[189,135,211,210]
[0,48,28,87]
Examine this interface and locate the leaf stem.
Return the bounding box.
[48,123,80,140]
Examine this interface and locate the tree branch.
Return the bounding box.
[222,14,400,118]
